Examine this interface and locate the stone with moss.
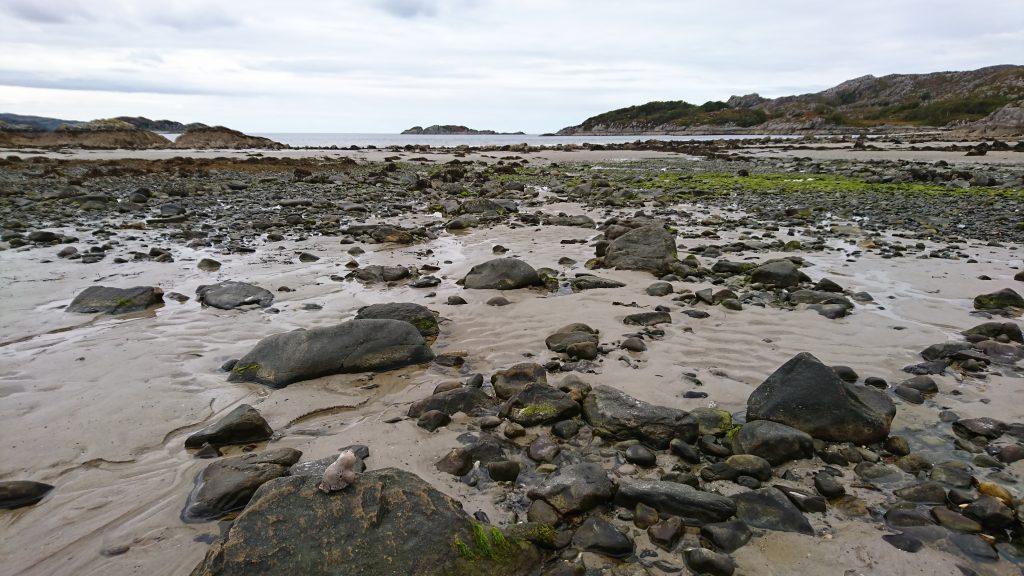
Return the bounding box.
[499,383,579,427]
[67,285,164,314]
[973,288,1024,310]
[355,302,439,338]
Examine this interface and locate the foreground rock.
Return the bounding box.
[190,469,541,576]
[185,404,273,448]
[974,287,1024,310]
[196,281,274,310]
[228,319,433,387]
[528,462,614,516]
[746,353,895,444]
[0,481,54,509]
[463,258,539,289]
[173,126,283,149]
[615,478,736,524]
[182,448,301,522]
[354,302,439,337]
[601,225,680,276]
[66,285,164,314]
[582,384,697,448]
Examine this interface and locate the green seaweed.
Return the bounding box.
[453,537,474,560]
[231,362,260,374]
[517,403,558,420]
[471,523,495,560]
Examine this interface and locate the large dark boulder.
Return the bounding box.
[582,385,697,449]
[463,258,539,290]
[731,420,814,465]
[974,288,1024,310]
[0,481,54,509]
[732,487,813,535]
[185,404,273,448]
[499,383,580,426]
[750,260,806,288]
[228,319,434,388]
[527,462,614,516]
[66,285,164,314]
[355,302,439,338]
[182,448,301,522]
[196,281,274,309]
[491,363,548,399]
[746,353,895,444]
[407,387,496,418]
[615,479,736,525]
[602,225,680,276]
[190,468,541,576]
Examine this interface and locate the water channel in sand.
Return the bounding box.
[1,185,1022,575]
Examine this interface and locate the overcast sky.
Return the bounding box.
[0,0,1021,133]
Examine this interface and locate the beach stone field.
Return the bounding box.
[1,139,1023,576]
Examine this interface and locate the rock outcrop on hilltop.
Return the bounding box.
[556,64,1024,136]
[0,119,171,148]
[172,126,284,149]
[402,124,525,135]
[115,116,208,132]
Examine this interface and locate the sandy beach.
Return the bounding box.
[1,141,1022,575]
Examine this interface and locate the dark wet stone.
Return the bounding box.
[602,224,681,277]
[624,445,657,468]
[620,337,647,352]
[0,480,54,509]
[185,404,273,448]
[813,472,845,498]
[725,455,772,481]
[582,384,697,449]
[67,285,164,314]
[700,519,752,553]
[732,487,813,535]
[408,387,495,418]
[615,478,736,525]
[528,436,561,462]
[190,469,542,576]
[492,363,548,400]
[228,319,433,388]
[527,499,560,525]
[486,460,521,482]
[182,448,302,522]
[896,454,932,475]
[894,385,925,404]
[197,258,221,272]
[746,352,895,444]
[528,463,614,515]
[570,275,626,291]
[953,417,1007,440]
[731,420,814,466]
[646,282,674,296]
[572,517,633,559]
[750,259,805,288]
[499,383,579,427]
[973,288,1024,310]
[930,506,982,532]
[670,439,702,464]
[355,302,439,337]
[774,485,826,513]
[884,508,935,528]
[962,496,1015,530]
[435,434,506,476]
[929,461,973,488]
[647,517,684,551]
[684,548,735,576]
[951,533,999,562]
[417,410,451,432]
[633,502,659,529]
[882,533,923,553]
[196,281,274,309]
[463,257,539,290]
[894,481,947,503]
[623,311,672,326]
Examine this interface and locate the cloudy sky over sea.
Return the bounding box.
[0,0,1021,132]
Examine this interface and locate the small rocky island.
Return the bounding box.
[402,124,525,135]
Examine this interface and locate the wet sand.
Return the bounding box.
[1,145,1022,575]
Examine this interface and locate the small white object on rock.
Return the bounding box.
[318,450,358,493]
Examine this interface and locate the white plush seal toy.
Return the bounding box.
[318,450,358,493]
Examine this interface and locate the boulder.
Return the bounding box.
[974,288,1024,310]
[602,225,680,276]
[407,387,496,418]
[196,281,274,309]
[582,385,697,449]
[435,434,507,476]
[732,487,813,535]
[355,302,439,337]
[746,353,895,444]
[491,363,548,399]
[569,275,626,291]
[181,448,301,522]
[0,481,54,509]
[572,517,634,558]
[750,260,806,288]
[190,469,541,576]
[615,478,736,525]
[731,420,814,465]
[66,285,164,314]
[228,319,434,388]
[463,258,539,290]
[185,404,273,448]
[527,462,614,516]
[499,383,580,427]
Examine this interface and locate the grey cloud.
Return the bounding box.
[147,5,239,31]
[1,0,92,24]
[0,71,230,96]
[376,0,439,19]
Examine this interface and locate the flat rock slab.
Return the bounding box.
[228,319,433,388]
[66,285,164,314]
[190,468,541,576]
[407,387,496,418]
[582,384,696,449]
[528,462,613,516]
[615,478,736,525]
[732,487,813,535]
[499,383,580,427]
[185,404,273,449]
[182,448,301,522]
[196,281,274,309]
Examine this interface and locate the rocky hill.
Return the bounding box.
[172,126,284,149]
[0,113,83,132]
[0,119,170,148]
[115,116,208,132]
[402,125,525,135]
[556,65,1024,135]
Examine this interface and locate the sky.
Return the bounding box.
[0,0,1021,133]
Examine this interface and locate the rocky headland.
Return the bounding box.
[0,137,1022,576]
[403,124,526,135]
